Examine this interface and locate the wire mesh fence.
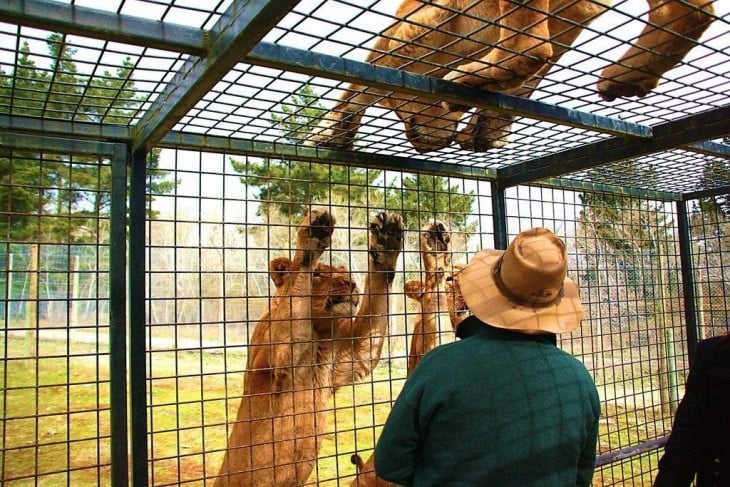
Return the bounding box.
[1,0,730,486]
[1,150,114,485]
[2,147,729,486]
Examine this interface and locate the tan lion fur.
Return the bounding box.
[215,208,404,486]
[309,0,715,153]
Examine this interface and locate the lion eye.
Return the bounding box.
[313,271,323,278]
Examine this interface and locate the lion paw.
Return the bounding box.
[368,213,404,281]
[421,219,451,287]
[596,69,659,102]
[298,207,336,266]
[307,113,358,151]
[456,111,513,152]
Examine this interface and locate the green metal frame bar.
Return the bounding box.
[0,0,206,55]
[244,42,652,139]
[0,131,129,485]
[0,131,119,158]
[158,131,493,180]
[676,201,699,366]
[0,115,130,142]
[128,149,148,487]
[109,143,130,487]
[498,104,730,187]
[130,0,301,153]
[4,114,726,199]
[491,181,508,250]
[687,140,730,159]
[682,186,730,201]
[528,176,683,202]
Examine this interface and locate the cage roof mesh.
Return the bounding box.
[1,0,729,197]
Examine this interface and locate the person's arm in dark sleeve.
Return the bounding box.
[374,380,425,486]
[654,341,713,486]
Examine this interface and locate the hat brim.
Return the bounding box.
[456,249,584,334]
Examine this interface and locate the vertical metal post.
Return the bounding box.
[129,149,149,486]
[491,181,508,250]
[110,144,129,486]
[676,200,699,366]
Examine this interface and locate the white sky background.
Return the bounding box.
[2,0,728,246]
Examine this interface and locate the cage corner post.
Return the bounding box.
[676,199,699,366]
[491,181,508,250]
[129,148,149,487]
[110,143,130,486]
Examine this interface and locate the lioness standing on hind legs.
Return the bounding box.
[215,207,404,486]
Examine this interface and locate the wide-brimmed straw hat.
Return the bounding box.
[455,227,584,334]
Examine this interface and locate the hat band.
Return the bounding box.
[493,254,563,308]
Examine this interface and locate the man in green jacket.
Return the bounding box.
[374,227,600,486]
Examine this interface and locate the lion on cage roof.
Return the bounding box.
[308,0,715,154]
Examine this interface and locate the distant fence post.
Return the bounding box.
[71,254,80,325]
[6,252,13,320]
[26,243,38,358]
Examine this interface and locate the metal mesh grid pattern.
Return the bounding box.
[1,150,113,485]
[2,1,730,486]
[143,149,488,485]
[0,1,728,193]
[134,149,708,485]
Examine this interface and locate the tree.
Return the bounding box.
[577,161,681,412]
[0,33,176,243]
[385,173,476,232]
[232,84,476,234]
[231,85,383,220]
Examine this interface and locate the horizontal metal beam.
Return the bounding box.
[245,42,653,140]
[0,114,130,142]
[0,131,121,158]
[682,186,730,201]
[131,0,301,153]
[0,0,206,56]
[4,115,727,199]
[530,176,683,202]
[685,140,730,159]
[498,104,730,188]
[158,131,494,180]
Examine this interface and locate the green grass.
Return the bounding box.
[1,335,112,486]
[2,334,671,486]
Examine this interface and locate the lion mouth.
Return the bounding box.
[326,295,359,310]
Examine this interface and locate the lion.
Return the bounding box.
[215,207,404,486]
[308,0,715,153]
[405,219,453,375]
[349,220,468,487]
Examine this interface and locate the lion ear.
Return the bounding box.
[269,257,293,287]
[404,279,425,301]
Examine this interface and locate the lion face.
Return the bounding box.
[311,263,360,321]
[269,258,360,333]
[445,264,469,328]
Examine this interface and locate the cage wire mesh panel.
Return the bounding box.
[144,148,490,485]
[1,150,114,484]
[687,196,730,340]
[504,186,690,485]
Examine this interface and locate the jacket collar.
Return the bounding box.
[456,315,557,346]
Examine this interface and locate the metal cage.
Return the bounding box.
[1,1,729,485]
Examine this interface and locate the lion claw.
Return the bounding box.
[368,212,404,277]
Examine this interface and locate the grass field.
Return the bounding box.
[2,333,672,486]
